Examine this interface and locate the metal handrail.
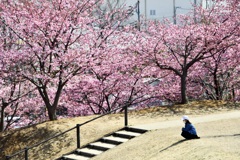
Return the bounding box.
[6,105,128,160]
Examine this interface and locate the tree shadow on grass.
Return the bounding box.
[202,134,240,139]
[159,139,190,152]
[159,134,240,153]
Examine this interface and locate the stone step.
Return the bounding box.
[75,148,103,157]
[102,136,129,143]
[114,130,142,138]
[125,127,148,134]
[63,154,90,160]
[90,142,116,150]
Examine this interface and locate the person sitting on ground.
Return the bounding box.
[181,115,200,139]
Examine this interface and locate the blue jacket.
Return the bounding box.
[182,123,197,135]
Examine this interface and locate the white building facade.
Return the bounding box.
[121,0,213,24]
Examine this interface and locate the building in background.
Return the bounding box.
[121,0,213,25]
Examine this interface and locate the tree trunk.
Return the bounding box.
[38,81,65,121]
[38,87,58,121]
[213,71,220,100]
[0,107,5,132]
[180,72,188,104]
[232,85,235,101]
[47,106,57,121]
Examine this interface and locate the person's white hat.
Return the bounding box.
[182,115,189,121]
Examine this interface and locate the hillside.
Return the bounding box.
[0,100,239,160]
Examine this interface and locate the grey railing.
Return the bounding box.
[5,105,129,160]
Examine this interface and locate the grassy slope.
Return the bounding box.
[0,100,239,160]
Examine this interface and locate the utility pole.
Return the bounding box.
[173,0,176,24]
[205,0,209,9]
[144,0,147,27]
[137,0,140,31]
[194,0,197,23]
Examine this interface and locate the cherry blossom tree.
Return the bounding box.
[0,0,239,129]
[0,79,36,132]
[67,60,162,115]
[134,0,239,104]
[191,41,240,100]
[0,0,136,121]
[189,0,240,100]
[0,16,37,132]
[63,29,161,115]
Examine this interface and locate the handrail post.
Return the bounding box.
[24,147,28,160]
[124,105,128,127]
[76,124,80,148]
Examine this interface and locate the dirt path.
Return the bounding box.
[132,110,240,130]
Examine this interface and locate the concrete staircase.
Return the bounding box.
[58,127,147,160]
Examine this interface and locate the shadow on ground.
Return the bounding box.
[159,139,189,152]
[202,134,240,138]
[159,133,240,153]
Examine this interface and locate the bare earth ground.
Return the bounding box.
[0,100,240,160]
